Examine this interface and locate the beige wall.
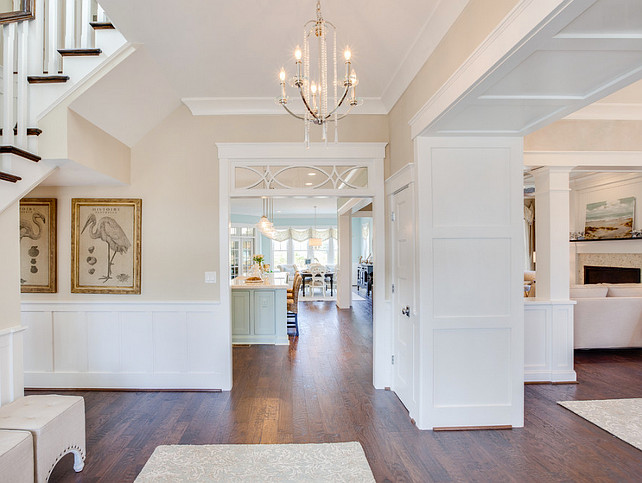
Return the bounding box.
[0,203,21,330]
[387,0,519,175]
[23,106,388,302]
[39,108,131,184]
[525,120,642,151]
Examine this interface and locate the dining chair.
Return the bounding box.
[308,264,327,297]
[287,273,303,336]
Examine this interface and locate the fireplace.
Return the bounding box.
[584,265,641,284]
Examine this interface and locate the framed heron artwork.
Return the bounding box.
[71,198,142,294]
[20,198,57,293]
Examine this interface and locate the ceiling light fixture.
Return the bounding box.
[277,0,362,147]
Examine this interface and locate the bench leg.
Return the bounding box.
[72,449,85,472]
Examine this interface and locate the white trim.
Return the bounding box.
[182,97,387,116]
[408,0,576,139]
[217,142,387,160]
[36,42,136,121]
[21,301,221,312]
[385,163,415,195]
[218,142,390,389]
[564,103,642,121]
[524,150,642,167]
[24,372,226,390]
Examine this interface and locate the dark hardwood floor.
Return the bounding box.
[33,298,641,482]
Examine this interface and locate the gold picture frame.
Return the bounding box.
[20,198,57,293]
[71,198,142,294]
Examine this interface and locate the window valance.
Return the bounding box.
[266,227,337,242]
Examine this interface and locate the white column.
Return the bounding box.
[337,212,351,309]
[16,21,29,149]
[414,136,524,430]
[526,167,576,383]
[533,167,572,300]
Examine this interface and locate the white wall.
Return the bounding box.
[21,107,388,390]
[570,173,642,233]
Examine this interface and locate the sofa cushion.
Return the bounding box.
[570,285,608,298]
[607,285,642,297]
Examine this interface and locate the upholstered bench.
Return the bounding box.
[0,429,33,482]
[0,395,86,482]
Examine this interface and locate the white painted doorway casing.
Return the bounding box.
[217,143,389,389]
[391,181,418,418]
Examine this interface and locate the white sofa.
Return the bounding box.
[570,284,642,349]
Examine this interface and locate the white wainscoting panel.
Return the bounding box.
[524,300,576,383]
[0,326,25,405]
[415,137,524,430]
[21,302,229,390]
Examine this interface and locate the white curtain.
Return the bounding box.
[265,227,338,242]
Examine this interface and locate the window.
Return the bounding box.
[230,226,256,278]
[293,240,308,267]
[273,239,289,267]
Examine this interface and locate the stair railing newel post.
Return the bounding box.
[16,19,29,150]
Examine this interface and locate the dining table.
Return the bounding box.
[299,270,335,296]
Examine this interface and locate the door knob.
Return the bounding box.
[401,306,410,317]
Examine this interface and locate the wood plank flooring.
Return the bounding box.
[31,299,642,482]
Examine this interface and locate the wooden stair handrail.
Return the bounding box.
[0,127,42,136]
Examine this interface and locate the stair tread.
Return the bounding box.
[58,48,102,56]
[0,128,42,136]
[90,22,115,30]
[0,171,22,183]
[28,75,70,84]
[0,145,41,162]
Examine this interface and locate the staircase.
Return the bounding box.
[0,0,129,214]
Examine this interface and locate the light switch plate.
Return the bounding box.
[204,271,217,283]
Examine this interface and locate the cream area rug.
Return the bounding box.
[135,442,375,482]
[558,398,642,450]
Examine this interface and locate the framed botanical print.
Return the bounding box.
[20,198,57,293]
[71,198,142,294]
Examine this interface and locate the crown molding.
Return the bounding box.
[182,97,387,116]
[380,0,469,111]
[564,103,642,121]
[524,150,642,167]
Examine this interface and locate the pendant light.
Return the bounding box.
[309,205,322,247]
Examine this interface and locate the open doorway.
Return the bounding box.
[218,141,388,390]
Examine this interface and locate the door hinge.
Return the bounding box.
[392,283,395,294]
[391,211,396,222]
[391,355,395,365]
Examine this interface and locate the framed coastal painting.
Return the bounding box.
[584,197,635,240]
[20,198,57,293]
[71,198,142,294]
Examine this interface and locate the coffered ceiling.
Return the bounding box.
[416,0,642,137]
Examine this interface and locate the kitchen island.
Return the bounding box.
[231,273,289,345]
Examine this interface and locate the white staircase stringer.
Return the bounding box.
[31,40,136,124]
[0,156,60,215]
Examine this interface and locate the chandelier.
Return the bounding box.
[277,0,361,147]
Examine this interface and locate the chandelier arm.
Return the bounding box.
[334,104,357,121]
[297,85,322,122]
[322,85,351,119]
[280,103,306,121]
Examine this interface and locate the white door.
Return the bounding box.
[392,183,417,416]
